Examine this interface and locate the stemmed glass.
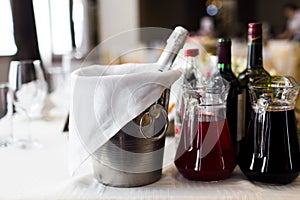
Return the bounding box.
[0,83,13,147]
[9,60,47,149]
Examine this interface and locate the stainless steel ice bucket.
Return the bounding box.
[92,90,169,187]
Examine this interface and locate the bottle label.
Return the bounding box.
[237,90,246,141]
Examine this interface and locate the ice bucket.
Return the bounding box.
[92,90,169,187]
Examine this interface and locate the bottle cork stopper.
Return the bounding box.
[184,49,199,57]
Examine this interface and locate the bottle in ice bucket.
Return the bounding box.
[238,76,300,185]
[237,23,270,155]
[174,71,236,181]
[92,26,189,187]
[174,49,201,146]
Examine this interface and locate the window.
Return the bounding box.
[0,0,17,56]
[0,0,89,59]
[34,0,87,56]
[49,0,73,54]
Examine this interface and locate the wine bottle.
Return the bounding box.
[237,23,270,153]
[157,26,189,71]
[217,38,240,155]
[174,48,200,145]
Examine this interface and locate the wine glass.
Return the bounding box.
[0,83,13,147]
[9,60,47,149]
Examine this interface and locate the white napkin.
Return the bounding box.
[69,63,181,175]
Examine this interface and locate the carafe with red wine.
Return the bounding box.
[238,76,300,185]
[174,75,236,181]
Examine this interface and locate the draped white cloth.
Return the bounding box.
[69,63,181,175]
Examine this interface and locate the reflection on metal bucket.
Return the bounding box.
[92,90,169,187]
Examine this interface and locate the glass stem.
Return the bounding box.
[24,110,33,143]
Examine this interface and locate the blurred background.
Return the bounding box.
[0,0,299,82]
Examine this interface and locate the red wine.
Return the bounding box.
[175,117,236,181]
[238,109,300,184]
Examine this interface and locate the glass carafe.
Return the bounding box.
[238,76,300,185]
[174,75,236,181]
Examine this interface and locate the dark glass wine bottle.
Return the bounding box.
[237,23,270,153]
[217,38,240,155]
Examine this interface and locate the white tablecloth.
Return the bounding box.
[0,115,299,200]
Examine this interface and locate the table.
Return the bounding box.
[0,115,299,200]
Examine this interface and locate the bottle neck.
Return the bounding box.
[183,56,198,84]
[186,56,197,68]
[247,37,263,70]
[157,27,188,71]
[218,63,232,72]
[217,40,232,72]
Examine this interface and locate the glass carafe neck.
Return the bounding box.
[249,76,300,111]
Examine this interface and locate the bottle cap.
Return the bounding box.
[217,38,231,65]
[248,23,262,42]
[174,26,189,37]
[184,49,199,57]
[248,23,262,35]
[166,26,189,51]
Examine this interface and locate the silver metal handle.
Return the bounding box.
[139,105,168,140]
